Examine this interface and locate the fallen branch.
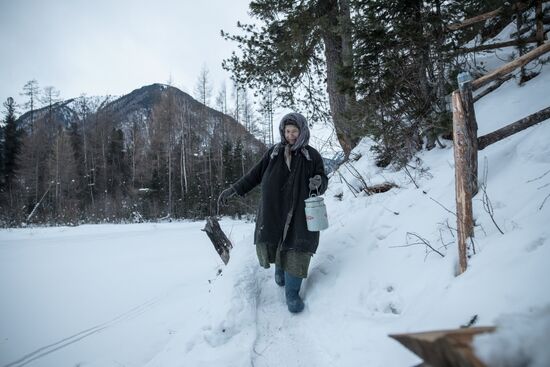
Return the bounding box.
[480,159,505,235]
[390,232,445,258]
[26,182,53,223]
[366,182,398,194]
[404,165,419,189]
[526,169,550,183]
[540,193,550,210]
[337,170,359,198]
[423,190,457,217]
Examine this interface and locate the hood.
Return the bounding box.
[278,112,310,151]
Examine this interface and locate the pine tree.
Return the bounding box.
[1,97,21,188]
[222,0,357,157]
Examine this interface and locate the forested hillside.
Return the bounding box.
[0,84,265,225]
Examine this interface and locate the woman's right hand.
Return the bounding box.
[218,187,236,206]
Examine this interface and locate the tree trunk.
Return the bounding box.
[320,0,357,159]
[536,0,544,46]
[516,5,527,82]
[180,114,188,199]
[168,147,172,217]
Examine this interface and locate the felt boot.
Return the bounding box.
[275,266,285,286]
[284,272,305,313]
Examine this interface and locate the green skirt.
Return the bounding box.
[256,242,312,278]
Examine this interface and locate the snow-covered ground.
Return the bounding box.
[0,221,254,366]
[2,54,550,367]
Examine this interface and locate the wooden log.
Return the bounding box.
[478,106,550,150]
[459,36,538,54]
[461,84,479,198]
[452,86,477,275]
[473,74,514,103]
[202,216,233,265]
[447,2,529,31]
[471,41,550,90]
[389,327,496,367]
[364,182,398,195]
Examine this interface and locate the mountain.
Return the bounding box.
[17,97,80,130]
[16,83,266,153]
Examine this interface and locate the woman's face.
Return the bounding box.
[284,125,300,145]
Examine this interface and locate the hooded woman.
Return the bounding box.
[218,112,328,313]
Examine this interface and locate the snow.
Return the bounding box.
[474,306,550,367]
[2,55,550,367]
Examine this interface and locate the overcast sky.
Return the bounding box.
[0,0,253,108]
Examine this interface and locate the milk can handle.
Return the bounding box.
[309,188,320,198]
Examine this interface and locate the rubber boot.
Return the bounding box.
[284,272,305,313]
[275,265,285,287]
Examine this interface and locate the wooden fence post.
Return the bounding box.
[452,79,478,275]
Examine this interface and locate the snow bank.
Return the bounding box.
[474,307,550,367]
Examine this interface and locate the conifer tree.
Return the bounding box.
[222,0,357,157]
[1,97,21,189]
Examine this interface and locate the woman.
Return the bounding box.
[218,112,328,313]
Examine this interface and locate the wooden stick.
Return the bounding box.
[478,106,550,150]
[471,42,550,90]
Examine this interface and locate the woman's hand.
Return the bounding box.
[309,175,322,191]
[218,187,236,206]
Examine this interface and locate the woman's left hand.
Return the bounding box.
[309,175,322,190]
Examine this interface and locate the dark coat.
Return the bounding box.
[232,144,328,253]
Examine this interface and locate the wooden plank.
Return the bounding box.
[390,327,496,367]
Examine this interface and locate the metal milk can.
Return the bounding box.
[304,193,329,231]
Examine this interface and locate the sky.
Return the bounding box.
[0,0,253,108]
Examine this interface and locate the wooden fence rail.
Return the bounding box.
[453,41,550,275]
